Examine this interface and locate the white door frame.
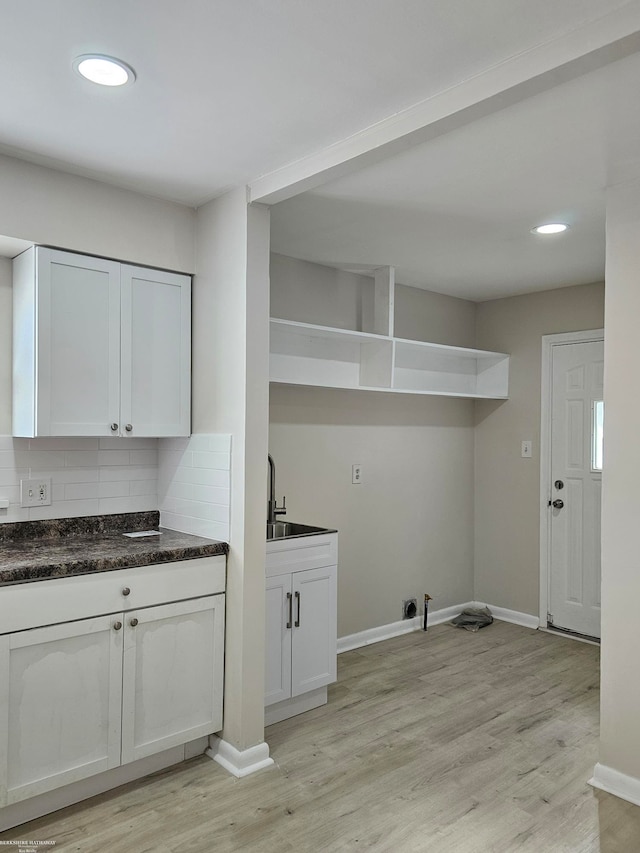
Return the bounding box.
[539,328,604,629]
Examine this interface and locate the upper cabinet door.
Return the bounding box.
[120,265,191,437]
[41,250,121,436]
[13,247,121,437]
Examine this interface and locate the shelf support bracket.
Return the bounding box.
[372,266,395,337]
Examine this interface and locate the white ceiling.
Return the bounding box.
[271,55,637,301]
[1,1,639,299]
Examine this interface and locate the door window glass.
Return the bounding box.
[592,400,604,471]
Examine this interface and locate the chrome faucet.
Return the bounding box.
[267,454,287,524]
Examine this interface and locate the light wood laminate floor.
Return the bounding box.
[2,620,640,852]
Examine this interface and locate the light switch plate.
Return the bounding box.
[521,440,532,458]
[352,464,362,484]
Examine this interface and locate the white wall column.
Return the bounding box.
[193,188,270,759]
[595,179,640,803]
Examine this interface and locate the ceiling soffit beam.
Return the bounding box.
[249,6,640,206]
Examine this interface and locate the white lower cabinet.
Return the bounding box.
[121,596,223,764]
[265,574,293,706]
[265,534,337,724]
[0,615,123,805]
[0,557,225,807]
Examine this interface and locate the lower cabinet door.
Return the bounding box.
[291,565,337,698]
[0,615,123,806]
[265,574,293,707]
[120,595,224,764]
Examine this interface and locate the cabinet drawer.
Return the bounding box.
[0,556,226,635]
[266,532,337,578]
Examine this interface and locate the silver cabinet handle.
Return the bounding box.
[294,591,301,627]
[113,621,122,631]
[122,587,131,597]
[286,592,292,629]
[129,617,139,627]
[125,424,133,432]
[110,423,119,432]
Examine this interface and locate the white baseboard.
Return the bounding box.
[472,601,540,630]
[337,601,539,654]
[337,602,474,653]
[206,736,274,778]
[590,762,640,806]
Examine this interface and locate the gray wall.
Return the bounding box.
[474,282,605,615]
[271,256,606,635]
[269,255,477,638]
[270,252,476,346]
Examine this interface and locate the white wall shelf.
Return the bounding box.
[270,319,393,392]
[269,318,509,400]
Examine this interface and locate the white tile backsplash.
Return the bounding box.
[0,433,231,542]
[0,435,159,523]
[158,434,231,542]
[64,482,100,501]
[192,450,230,470]
[159,512,229,543]
[64,450,100,467]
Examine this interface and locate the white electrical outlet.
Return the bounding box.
[20,477,52,507]
[521,440,533,458]
[352,464,362,484]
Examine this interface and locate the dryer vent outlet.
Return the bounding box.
[402,598,417,620]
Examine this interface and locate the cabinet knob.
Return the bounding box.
[110,423,119,432]
[113,621,122,631]
[125,423,133,432]
[129,617,139,627]
[122,587,131,597]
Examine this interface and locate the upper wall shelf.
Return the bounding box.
[270,318,509,400]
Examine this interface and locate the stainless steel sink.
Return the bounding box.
[266,521,334,541]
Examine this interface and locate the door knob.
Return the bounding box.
[125,424,133,432]
[552,499,564,509]
[110,423,118,432]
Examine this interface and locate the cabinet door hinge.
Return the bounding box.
[547,612,554,625]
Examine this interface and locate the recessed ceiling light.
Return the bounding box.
[73,54,135,87]
[532,223,569,235]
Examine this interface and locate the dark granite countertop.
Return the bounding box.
[0,511,228,586]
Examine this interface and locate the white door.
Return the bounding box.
[120,595,224,765]
[548,339,604,638]
[291,565,337,697]
[120,265,191,437]
[38,248,121,436]
[0,614,123,806]
[265,574,293,707]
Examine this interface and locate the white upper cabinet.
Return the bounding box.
[120,264,191,437]
[13,247,191,437]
